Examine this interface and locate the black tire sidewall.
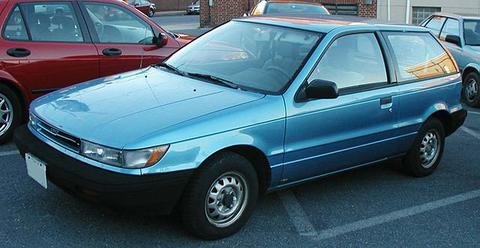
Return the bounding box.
[462,72,480,107]
[0,84,22,144]
[180,151,259,240]
[403,118,445,177]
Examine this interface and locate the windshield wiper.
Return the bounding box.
[187,73,239,90]
[157,62,186,76]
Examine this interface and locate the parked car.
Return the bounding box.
[127,0,156,17]
[15,16,466,239]
[0,0,193,144]
[248,0,330,16]
[421,13,480,107]
[186,0,199,15]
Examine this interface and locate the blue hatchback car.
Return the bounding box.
[15,16,467,239]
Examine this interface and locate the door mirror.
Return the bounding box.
[154,33,168,47]
[304,79,339,100]
[445,35,461,47]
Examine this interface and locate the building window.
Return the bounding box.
[412,7,441,25]
[323,4,358,16]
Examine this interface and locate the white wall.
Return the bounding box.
[377,0,480,23]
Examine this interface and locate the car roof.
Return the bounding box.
[237,15,427,33]
[265,0,324,5]
[431,12,480,21]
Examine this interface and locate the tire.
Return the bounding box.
[0,84,22,144]
[403,118,445,177]
[462,72,480,107]
[180,151,259,240]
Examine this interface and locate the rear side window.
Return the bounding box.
[20,2,84,42]
[385,32,457,82]
[309,33,388,92]
[425,16,446,36]
[3,6,29,41]
[440,18,460,40]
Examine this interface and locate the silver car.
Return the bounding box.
[422,13,480,107]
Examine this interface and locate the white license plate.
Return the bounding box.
[26,153,47,189]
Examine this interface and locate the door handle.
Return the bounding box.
[7,48,31,57]
[102,48,122,56]
[380,96,393,110]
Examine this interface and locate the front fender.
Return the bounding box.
[140,118,285,176]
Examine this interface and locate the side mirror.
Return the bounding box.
[304,79,339,100]
[445,35,461,47]
[154,33,168,48]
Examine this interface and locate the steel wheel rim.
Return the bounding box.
[0,93,13,136]
[466,78,478,102]
[205,171,248,228]
[419,129,441,169]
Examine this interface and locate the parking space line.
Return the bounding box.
[314,189,480,241]
[468,111,480,116]
[0,150,19,157]
[278,190,318,237]
[461,126,480,140]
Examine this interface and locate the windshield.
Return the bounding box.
[265,3,330,15]
[164,21,322,94]
[464,20,480,46]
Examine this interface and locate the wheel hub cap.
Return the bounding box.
[419,130,440,168]
[0,93,13,136]
[205,172,248,228]
[466,79,479,102]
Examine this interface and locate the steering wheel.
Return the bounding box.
[265,65,290,80]
[94,22,104,37]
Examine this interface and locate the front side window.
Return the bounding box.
[265,3,329,15]
[251,1,267,15]
[3,6,28,41]
[425,16,446,36]
[440,18,460,40]
[83,2,154,44]
[464,20,480,46]
[385,32,457,82]
[309,33,388,91]
[164,21,322,94]
[20,2,84,42]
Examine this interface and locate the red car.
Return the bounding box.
[127,0,156,17]
[0,0,193,143]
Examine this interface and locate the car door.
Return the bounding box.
[1,0,98,97]
[283,32,400,182]
[80,1,173,77]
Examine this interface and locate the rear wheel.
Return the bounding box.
[462,72,480,107]
[180,151,258,240]
[403,118,445,177]
[0,84,22,144]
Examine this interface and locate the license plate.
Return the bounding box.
[26,153,47,189]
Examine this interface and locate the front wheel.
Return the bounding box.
[180,151,258,240]
[462,72,480,107]
[403,118,445,177]
[147,9,154,17]
[0,84,22,144]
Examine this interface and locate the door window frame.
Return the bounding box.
[2,2,91,43]
[78,1,155,45]
[439,17,460,41]
[296,30,396,102]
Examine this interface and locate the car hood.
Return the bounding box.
[31,67,265,149]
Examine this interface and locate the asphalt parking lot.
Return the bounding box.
[1,107,479,248]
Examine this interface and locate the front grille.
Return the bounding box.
[32,117,81,152]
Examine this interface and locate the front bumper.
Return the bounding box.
[14,125,193,214]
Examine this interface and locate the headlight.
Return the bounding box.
[81,141,169,169]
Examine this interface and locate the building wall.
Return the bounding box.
[200,0,378,28]
[377,0,480,24]
[152,0,193,11]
